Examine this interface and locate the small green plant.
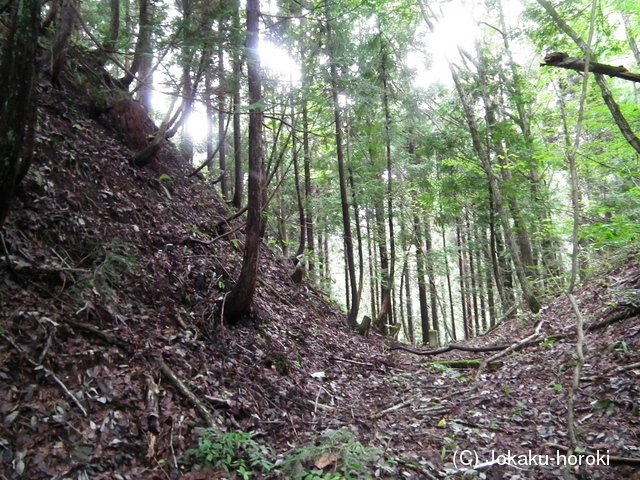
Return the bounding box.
[609,340,629,353]
[511,402,527,419]
[426,363,461,379]
[553,384,563,392]
[186,429,274,479]
[277,428,394,480]
[71,240,138,304]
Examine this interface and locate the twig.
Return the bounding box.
[1,334,88,416]
[180,222,244,247]
[259,277,294,307]
[332,357,374,367]
[371,399,413,419]
[155,358,218,427]
[63,317,132,351]
[475,320,546,381]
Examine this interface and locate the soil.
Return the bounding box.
[1,56,639,480]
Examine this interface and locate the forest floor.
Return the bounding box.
[1,58,640,480]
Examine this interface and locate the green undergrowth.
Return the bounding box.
[185,427,397,479]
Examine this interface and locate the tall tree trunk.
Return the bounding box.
[366,212,379,319]
[466,211,480,336]
[205,64,215,171]
[99,0,120,64]
[120,0,152,89]
[325,0,359,328]
[414,213,430,344]
[224,0,263,323]
[380,36,396,332]
[302,101,315,275]
[456,221,470,339]
[424,218,439,336]
[442,228,457,341]
[231,0,243,207]
[0,0,40,229]
[292,103,306,264]
[403,243,414,344]
[622,16,640,68]
[218,18,229,198]
[49,0,77,87]
[374,198,390,334]
[419,1,539,313]
[496,0,560,283]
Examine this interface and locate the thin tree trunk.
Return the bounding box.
[49,0,78,87]
[325,0,359,328]
[380,36,396,331]
[414,213,429,344]
[466,211,480,336]
[456,222,469,339]
[217,19,229,197]
[374,198,391,334]
[442,228,457,341]
[301,56,315,274]
[231,0,244,208]
[424,218,439,336]
[100,0,120,62]
[224,0,263,323]
[120,0,151,89]
[623,16,640,68]
[292,104,306,263]
[366,212,378,319]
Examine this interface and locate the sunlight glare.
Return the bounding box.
[417,0,480,86]
[185,110,210,143]
[259,41,301,83]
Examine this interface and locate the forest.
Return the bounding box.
[1,0,640,478]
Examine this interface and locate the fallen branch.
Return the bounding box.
[63,317,133,352]
[581,361,640,382]
[475,320,546,381]
[389,343,510,356]
[146,375,160,458]
[178,222,245,247]
[541,52,640,83]
[430,359,503,370]
[332,356,374,367]
[1,334,88,416]
[155,358,218,428]
[371,399,413,419]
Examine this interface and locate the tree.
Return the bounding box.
[324,0,360,329]
[223,0,264,323]
[0,0,41,230]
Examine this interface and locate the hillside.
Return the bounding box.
[2,54,640,480]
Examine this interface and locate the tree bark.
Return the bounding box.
[49,0,77,86]
[120,0,152,89]
[414,213,430,343]
[0,0,40,229]
[324,0,360,328]
[218,18,229,198]
[231,0,244,207]
[223,0,264,323]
